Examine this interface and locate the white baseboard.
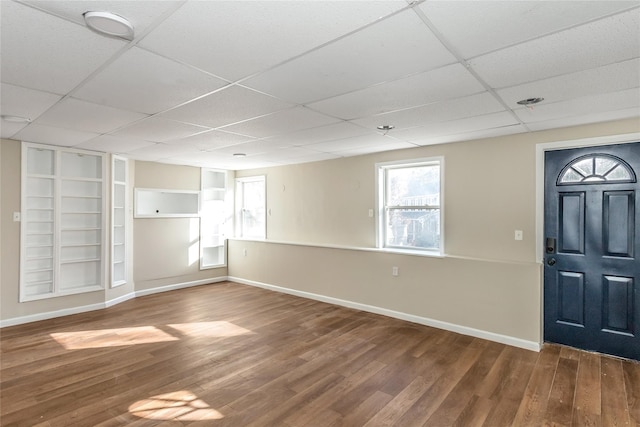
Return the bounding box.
[135,277,227,298]
[0,302,105,328]
[228,276,541,352]
[105,292,136,308]
[1,278,226,328]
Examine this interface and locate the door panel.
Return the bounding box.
[544,142,640,360]
[602,275,634,335]
[557,271,585,326]
[603,191,634,257]
[559,192,585,254]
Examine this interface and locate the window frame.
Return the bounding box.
[235,175,266,239]
[376,157,444,256]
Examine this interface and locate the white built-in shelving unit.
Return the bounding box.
[112,156,127,287]
[200,168,227,269]
[21,143,105,301]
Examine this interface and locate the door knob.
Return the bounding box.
[547,258,556,266]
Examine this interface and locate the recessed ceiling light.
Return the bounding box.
[83,11,134,40]
[516,97,544,106]
[233,153,247,158]
[377,125,395,131]
[1,115,31,123]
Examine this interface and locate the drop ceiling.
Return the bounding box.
[1,0,639,170]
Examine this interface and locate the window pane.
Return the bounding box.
[240,179,265,238]
[386,165,440,206]
[385,208,440,250]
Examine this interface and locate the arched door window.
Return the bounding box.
[557,154,636,185]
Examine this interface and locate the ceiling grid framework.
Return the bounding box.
[1,0,639,170]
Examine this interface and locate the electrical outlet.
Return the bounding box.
[392,266,399,276]
[243,248,247,257]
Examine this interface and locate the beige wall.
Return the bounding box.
[0,143,226,323]
[230,118,640,346]
[1,139,106,320]
[133,161,227,290]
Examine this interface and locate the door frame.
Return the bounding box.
[535,131,640,348]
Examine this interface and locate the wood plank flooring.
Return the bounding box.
[1,281,638,426]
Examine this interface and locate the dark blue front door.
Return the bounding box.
[544,142,640,360]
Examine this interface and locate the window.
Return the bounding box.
[377,158,443,254]
[236,176,266,239]
[557,154,636,184]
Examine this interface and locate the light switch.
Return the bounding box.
[13,212,21,222]
[368,209,374,218]
[515,230,523,241]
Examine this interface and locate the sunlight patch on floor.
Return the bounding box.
[50,326,179,349]
[129,390,224,421]
[168,321,254,338]
[50,321,254,349]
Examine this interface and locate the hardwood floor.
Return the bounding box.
[1,281,638,426]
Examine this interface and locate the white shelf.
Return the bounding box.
[135,188,200,218]
[200,168,229,269]
[112,156,128,287]
[20,143,105,302]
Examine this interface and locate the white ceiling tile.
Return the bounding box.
[14,123,99,146]
[332,141,417,157]
[74,48,228,114]
[257,149,341,164]
[110,117,210,143]
[139,1,407,81]
[35,98,147,134]
[0,83,62,122]
[21,1,183,36]
[210,139,295,157]
[1,122,28,139]
[526,108,640,132]
[262,122,375,147]
[392,112,520,144]
[409,125,529,146]
[308,63,485,120]
[515,88,640,123]
[422,1,639,58]
[497,58,640,108]
[242,10,456,104]
[167,130,256,151]
[220,107,342,138]
[352,92,506,130]
[125,142,196,162]
[0,1,125,94]
[305,133,398,153]
[199,157,278,171]
[470,9,640,88]
[158,85,293,128]
[74,135,156,153]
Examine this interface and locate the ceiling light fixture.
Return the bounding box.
[83,11,135,40]
[233,153,247,158]
[516,97,544,106]
[1,115,31,123]
[377,125,395,131]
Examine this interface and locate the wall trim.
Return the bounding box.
[0,278,226,328]
[228,276,541,352]
[134,277,227,298]
[105,291,136,308]
[0,302,105,328]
